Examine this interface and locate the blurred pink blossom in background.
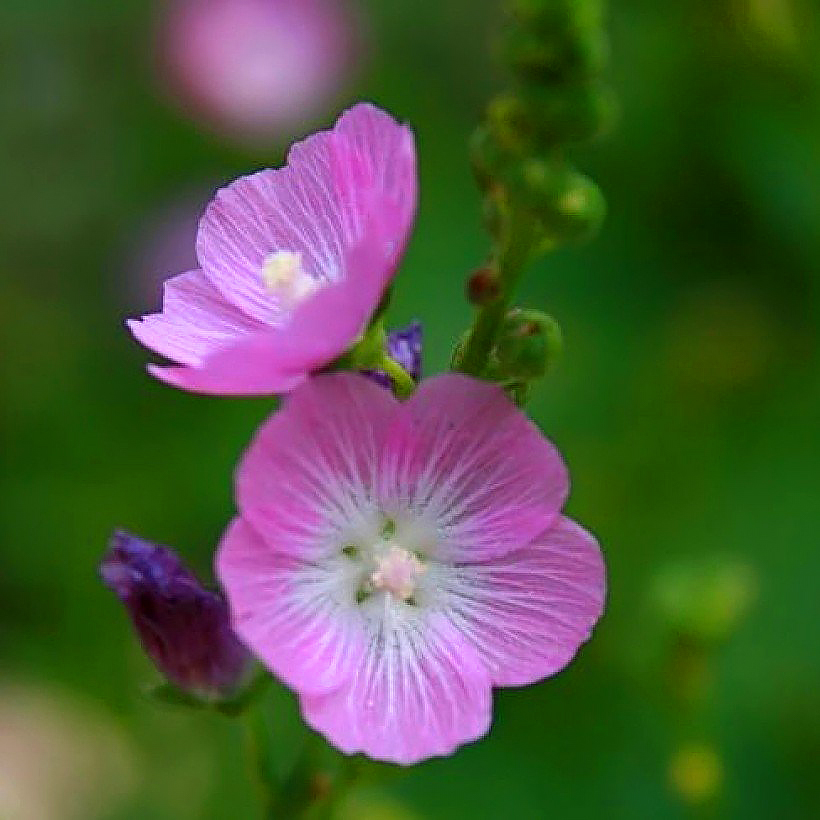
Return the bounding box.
[160,0,359,143]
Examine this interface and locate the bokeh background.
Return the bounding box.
[2,1,819,818]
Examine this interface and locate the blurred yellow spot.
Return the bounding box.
[665,284,779,396]
[669,743,723,805]
[337,790,420,820]
[746,0,799,52]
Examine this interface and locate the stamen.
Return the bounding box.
[261,250,319,308]
[370,545,426,602]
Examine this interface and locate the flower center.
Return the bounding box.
[261,250,320,309]
[370,545,426,602]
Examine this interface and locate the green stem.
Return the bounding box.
[458,212,538,377]
[378,352,416,399]
[335,320,415,399]
[244,702,280,818]
[312,757,364,820]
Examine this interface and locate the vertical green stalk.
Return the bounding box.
[244,702,280,818]
[458,212,539,377]
[244,707,368,819]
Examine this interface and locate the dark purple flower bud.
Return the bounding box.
[100,531,251,699]
[364,321,423,388]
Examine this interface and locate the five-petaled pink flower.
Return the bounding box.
[127,103,416,395]
[217,372,606,764]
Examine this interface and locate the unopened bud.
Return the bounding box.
[470,124,515,190]
[486,94,536,153]
[520,163,607,242]
[531,81,616,144]
[494,308,563,379]
[508,0,605,35]
[100,532,252,700]
[467,267,502,305]
[488,83,614,152]
[503,24,608,83]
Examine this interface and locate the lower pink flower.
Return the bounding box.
[217,373,606,764]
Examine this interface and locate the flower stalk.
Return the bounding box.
[245,705,366,820]
[457,210,540,377]
[459,0,612,388]
[376,351,416,398]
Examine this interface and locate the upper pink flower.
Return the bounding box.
[160,0,358,142]
[127,103,417,395]
[217,373,606,764]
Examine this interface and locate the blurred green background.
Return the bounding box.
[1,1,819,818]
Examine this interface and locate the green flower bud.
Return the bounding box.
[470,125,503,190]
[487,83,615,156]
[470,128,511,239]
[493,308,563,379]
[504,380,532,407]
[508,0,604,35]
[512,162,606,243]
[536,81,616,143]
[485,94,534,155]
[503,20,608,83]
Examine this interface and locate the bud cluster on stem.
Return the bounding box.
[458,0,612,395]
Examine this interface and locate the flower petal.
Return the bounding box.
[216,518,368,695]
[300,611,492,765]
[443,516,606,687]
[334,102,417,262]
[127,269,263,367]
[381,373,569,561]
[145,332,306,395]
[236,374,399,553]
[196,102,416,324]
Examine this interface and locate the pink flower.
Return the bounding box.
[127,103,417,395]
[160,0,358,142]
[217,373,606,764]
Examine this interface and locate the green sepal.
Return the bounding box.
[518,162,607,243]
[145,668,270,717]
[492,308,563,380]
[146,683,209,711]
